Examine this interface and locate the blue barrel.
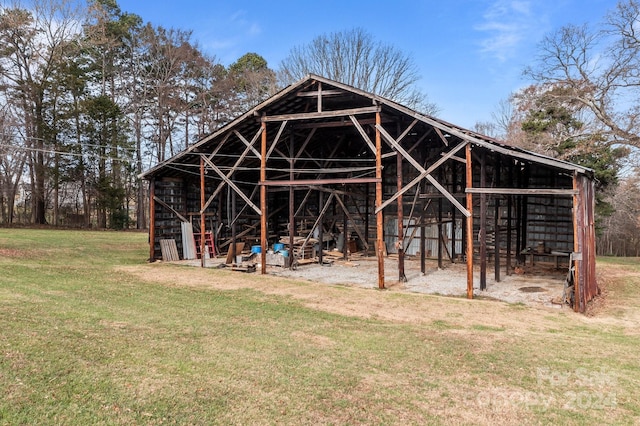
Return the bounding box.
[273,243,285,252]
[251,245,262,254]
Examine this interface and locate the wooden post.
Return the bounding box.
[572,172,581,312]
[231,187,237,264]
[260,120,267,274]
[397,150,406,281]
[375,110,385,289]
[318,190,324,265]
[343,195,348,260]
[149,180,156,262]
[506,162,513,275]
[465,143,474,299]
[289,132,295,269]
[479,151,487,290]
[200,156,206,268]
[451,163,457,263]
[420,195,426,274]
[365,182,370,250]
[437,168,444,269]
[494,156,501,282]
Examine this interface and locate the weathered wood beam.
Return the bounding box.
[262,106,379,122]
[203,156,261,215]
[465,144,474,299]
[260,120,267,274]
[376,123,424,173]
[149,181,156,261]
[465,187,578,196]
[200,157,206,268]
[433,126,450,147]
[153,195,188,223]
[296,89,344,97]
[261,177,380,186]
[334,195,370,252]
[266,120,288,160]
[375,111,385,289]
[203,132,262,211]
[233,128,262,160]
[349,115,377,155]
[376,142,469,214]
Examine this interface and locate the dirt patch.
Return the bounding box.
[118,261,590,335]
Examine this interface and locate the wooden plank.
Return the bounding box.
[160,239,180,261]
[261,177,380,186]
[225,242,245,264]
[262,106,379,122]
[465,187,578,195]
[153,196,188,223]
[349,115,377,155]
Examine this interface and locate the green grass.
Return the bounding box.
[1,228,639,425]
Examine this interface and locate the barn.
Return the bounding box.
[140,74,598,312]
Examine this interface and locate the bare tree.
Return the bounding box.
[525,0,640,149]
[0,0,84,224]
[279,28,437,114]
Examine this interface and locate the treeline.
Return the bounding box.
[0,0,277,228]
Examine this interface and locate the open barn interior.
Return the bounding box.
[141,75,597,312]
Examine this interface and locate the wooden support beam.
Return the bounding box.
[266,120,288,160]
[203,132,262,211]
[296,89,344,97]
[261,177,381,186]
[465,144,474,299]
[318,191,324,265]
[376,141,469,214]
[233,128,263,160]
[200,157,206,268]
[572,172,580,312]
[480,151,487,291]
[349,115,377,155]
[494,155,501,283]
[289,131,295,270]
[398,148,406,282]
[260,120,267,274]
[433,126,450,147]
[438,169,444,269]
[149,180,156,261]
[202,156,261,215]
[262,106,379,122]
[335,193,369,251]
[376,123,424,173]
[425,174,470,218]
[300,193,335,252]
[465,187,578,196]
[153,195,188,223]
[294,128,317,160]
[376,111,385,289]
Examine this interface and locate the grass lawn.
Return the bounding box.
[1,228,639,425]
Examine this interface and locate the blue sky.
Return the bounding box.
[116,0,615,129]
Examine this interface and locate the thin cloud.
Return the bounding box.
[475,0,542,62]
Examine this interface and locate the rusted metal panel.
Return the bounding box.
[575,175,598,311]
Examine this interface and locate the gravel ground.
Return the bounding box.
[270,256,569,309]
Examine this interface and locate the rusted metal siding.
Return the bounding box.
[575,174,598,312]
